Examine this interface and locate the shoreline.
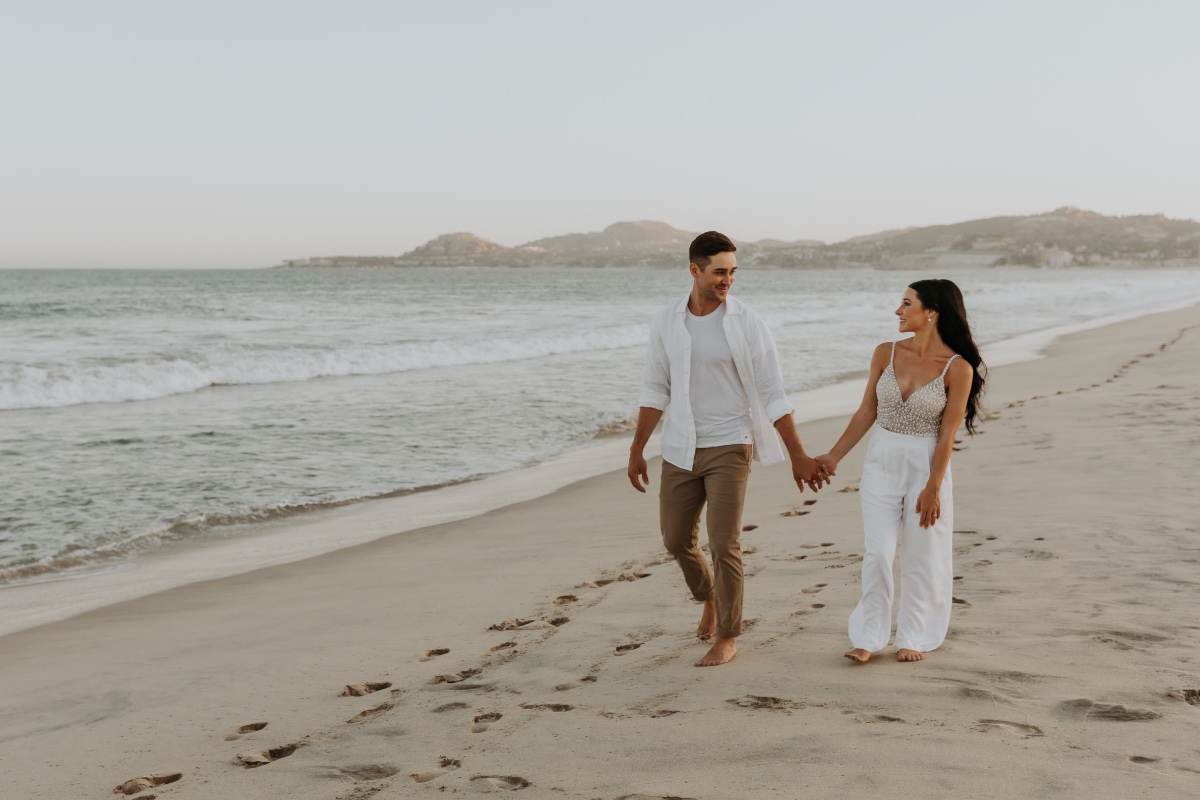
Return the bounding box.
[2,302,1199,797]
[2,297,1198,638]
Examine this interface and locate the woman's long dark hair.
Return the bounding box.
[909,278,987,435]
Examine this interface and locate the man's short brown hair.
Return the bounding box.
[689,231,736,270]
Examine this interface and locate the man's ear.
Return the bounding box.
[689,262,701,278]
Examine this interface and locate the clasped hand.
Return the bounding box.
[793,454,831,493]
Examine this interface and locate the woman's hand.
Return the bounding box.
[916,483,941,529]
[815,453,839,477]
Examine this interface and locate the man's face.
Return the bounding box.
[690,251,737,303]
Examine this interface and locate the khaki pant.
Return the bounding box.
[659,444,752,639]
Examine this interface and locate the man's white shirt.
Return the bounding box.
[638,293,795,471]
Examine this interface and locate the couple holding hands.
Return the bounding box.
[627,231,986,667]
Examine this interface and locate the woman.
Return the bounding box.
[817,279,986,663]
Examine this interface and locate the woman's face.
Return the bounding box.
[895,288,929,333]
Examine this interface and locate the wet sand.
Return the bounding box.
[1,304,1198,798]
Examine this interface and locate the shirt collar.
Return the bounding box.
[672,293,743,315]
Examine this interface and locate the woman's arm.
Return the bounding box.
[815,343,890,476]
[916,357,973,528]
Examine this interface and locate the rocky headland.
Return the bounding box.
[273,208,1200,269]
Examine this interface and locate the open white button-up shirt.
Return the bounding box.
[638,293,794,471]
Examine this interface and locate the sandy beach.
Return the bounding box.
[2,304,1198,799]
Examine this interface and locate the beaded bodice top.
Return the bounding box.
[876,341,961,437]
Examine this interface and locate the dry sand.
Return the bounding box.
[1,305,1198,799]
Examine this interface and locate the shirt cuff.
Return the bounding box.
[765,397,795,424]
[637,391,669,411]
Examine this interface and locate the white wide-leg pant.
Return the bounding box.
[847,425,953,653]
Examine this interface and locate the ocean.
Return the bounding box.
[3,265,1200,591]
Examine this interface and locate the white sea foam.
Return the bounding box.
[0,323,651,410]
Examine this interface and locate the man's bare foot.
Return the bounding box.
[844,648,871,663]
[696,596,716,640]
[695,636,737,666]
[896,649,924,662]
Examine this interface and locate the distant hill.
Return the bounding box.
[273,208,1200,269]
[832,207,1200,268]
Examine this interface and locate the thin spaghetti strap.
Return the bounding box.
[939,353,961,378]
[889,340,897,367]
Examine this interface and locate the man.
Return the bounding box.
[627,230,829,667]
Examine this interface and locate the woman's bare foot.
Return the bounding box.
[896,649,924,662]
[695,636,737,667]
[696,596,716,640]
[844,648,871,663]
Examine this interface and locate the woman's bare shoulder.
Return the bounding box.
[947,355,974,380]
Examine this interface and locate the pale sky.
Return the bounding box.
[3,1,1198,269]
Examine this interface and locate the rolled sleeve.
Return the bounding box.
[637,320,671,410]
[748,315,794,423]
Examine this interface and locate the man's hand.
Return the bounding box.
[628,450,650,493]
[792,454,830,493]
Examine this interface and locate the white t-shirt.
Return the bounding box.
[684,303,754,448]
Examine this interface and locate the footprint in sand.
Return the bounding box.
[742,524,758,531]
[341,681,391,697]
[469,775,531,791]
[800,584,827,594]
[1176,688,1199,705]
[1057,698,1162,721]
[727,695,804,712]
[420,648,450,661]
[519,702,574,711]
[781,508,810,517]
[959,687,1012,704]
[223,721,268,741]
[614,643,642,655]
[1094,636,1134,651]
[234,743,301,768]
[838,484,859,493]
[489,618,536,631]
[471,712,503,733]
[1129,756,1161,764]
[555,675,598,691]
[434,667,483,684]
[617,795,697,800]
[553,594,578,605]
[618,572,652,581]
[489,641,516,653]
[336,764,400,780]
[582,578,615,588]
[952,597,970,606]
[346,702,393,724]
[410,756,462,783]
[856,714,906,724]
[114,774,182,795]
[976,719,1043,738]
[434,702,471,712]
